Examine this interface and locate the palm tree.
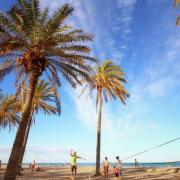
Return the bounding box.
[0,95,19,130]
[174,0,180,25]
[0,0,95,179]
[80,60,129,175]
[17,80,60,172]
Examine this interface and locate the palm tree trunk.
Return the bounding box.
[95,94,103,176]
[17,110,34,174]
[4,71,39,180]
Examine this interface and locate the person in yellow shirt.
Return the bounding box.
[70,149,84,176]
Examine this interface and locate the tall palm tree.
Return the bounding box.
[0,0,95,179]
[0,95,19,130]
[17,80,60,172]
[174,0,180,25]
[80,60,129,175]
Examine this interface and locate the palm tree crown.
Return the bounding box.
[82,60,129,105]
[0,95,19,130]
[18,79,60,117]
[0,0,95,92]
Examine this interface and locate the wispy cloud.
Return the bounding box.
[0,146,70,163]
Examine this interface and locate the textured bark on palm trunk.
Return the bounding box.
[4,71,39,180]
[95,95,103,176]
[17,111,34,173]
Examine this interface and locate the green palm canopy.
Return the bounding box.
[0,95,19,130]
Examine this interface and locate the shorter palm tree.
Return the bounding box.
[17,79,60,170]
[0,94,19,130]
[80,60,129,175]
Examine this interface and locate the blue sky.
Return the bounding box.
[1,0,180,163]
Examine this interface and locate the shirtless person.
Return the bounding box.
[104,157,109,178]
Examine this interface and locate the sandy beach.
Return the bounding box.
[1,166,180,180]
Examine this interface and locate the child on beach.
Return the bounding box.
[103,157,109,178]
[114,166,119,177]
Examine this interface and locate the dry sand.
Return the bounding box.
[1,166,180,180]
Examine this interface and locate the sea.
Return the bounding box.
[14,162,180,168]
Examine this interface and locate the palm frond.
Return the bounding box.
[0,60,15,82]
[44,4,73,37]
[0,95,19,130]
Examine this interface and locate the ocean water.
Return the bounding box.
[19,162,180,168]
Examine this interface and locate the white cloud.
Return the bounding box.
[147,78,177,97]
[144,38,180,97]
[0,145,70,163]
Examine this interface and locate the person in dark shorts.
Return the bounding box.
[135,159,138,168]
[70,149,84,176]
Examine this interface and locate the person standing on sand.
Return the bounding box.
[103,157,109,178]
[116,156,122,177]
[135,159,138,168]
[70,149,84,176]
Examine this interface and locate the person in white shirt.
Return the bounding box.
[116,156,122,176]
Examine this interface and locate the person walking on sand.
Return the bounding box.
[103,157,109,178]
[116,156,122,177]
[135,159,138,168]
[70,149,84,176]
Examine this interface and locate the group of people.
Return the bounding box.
[103,156,122,178]
[70,149,123,178]
[29,150,138,178]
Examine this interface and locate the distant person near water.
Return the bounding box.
[70,149,85,176]
[0,160,1,169]
[116,156,122,177]
[135,159,138,168]
[31,160,40,172]
[103,157,109,178]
